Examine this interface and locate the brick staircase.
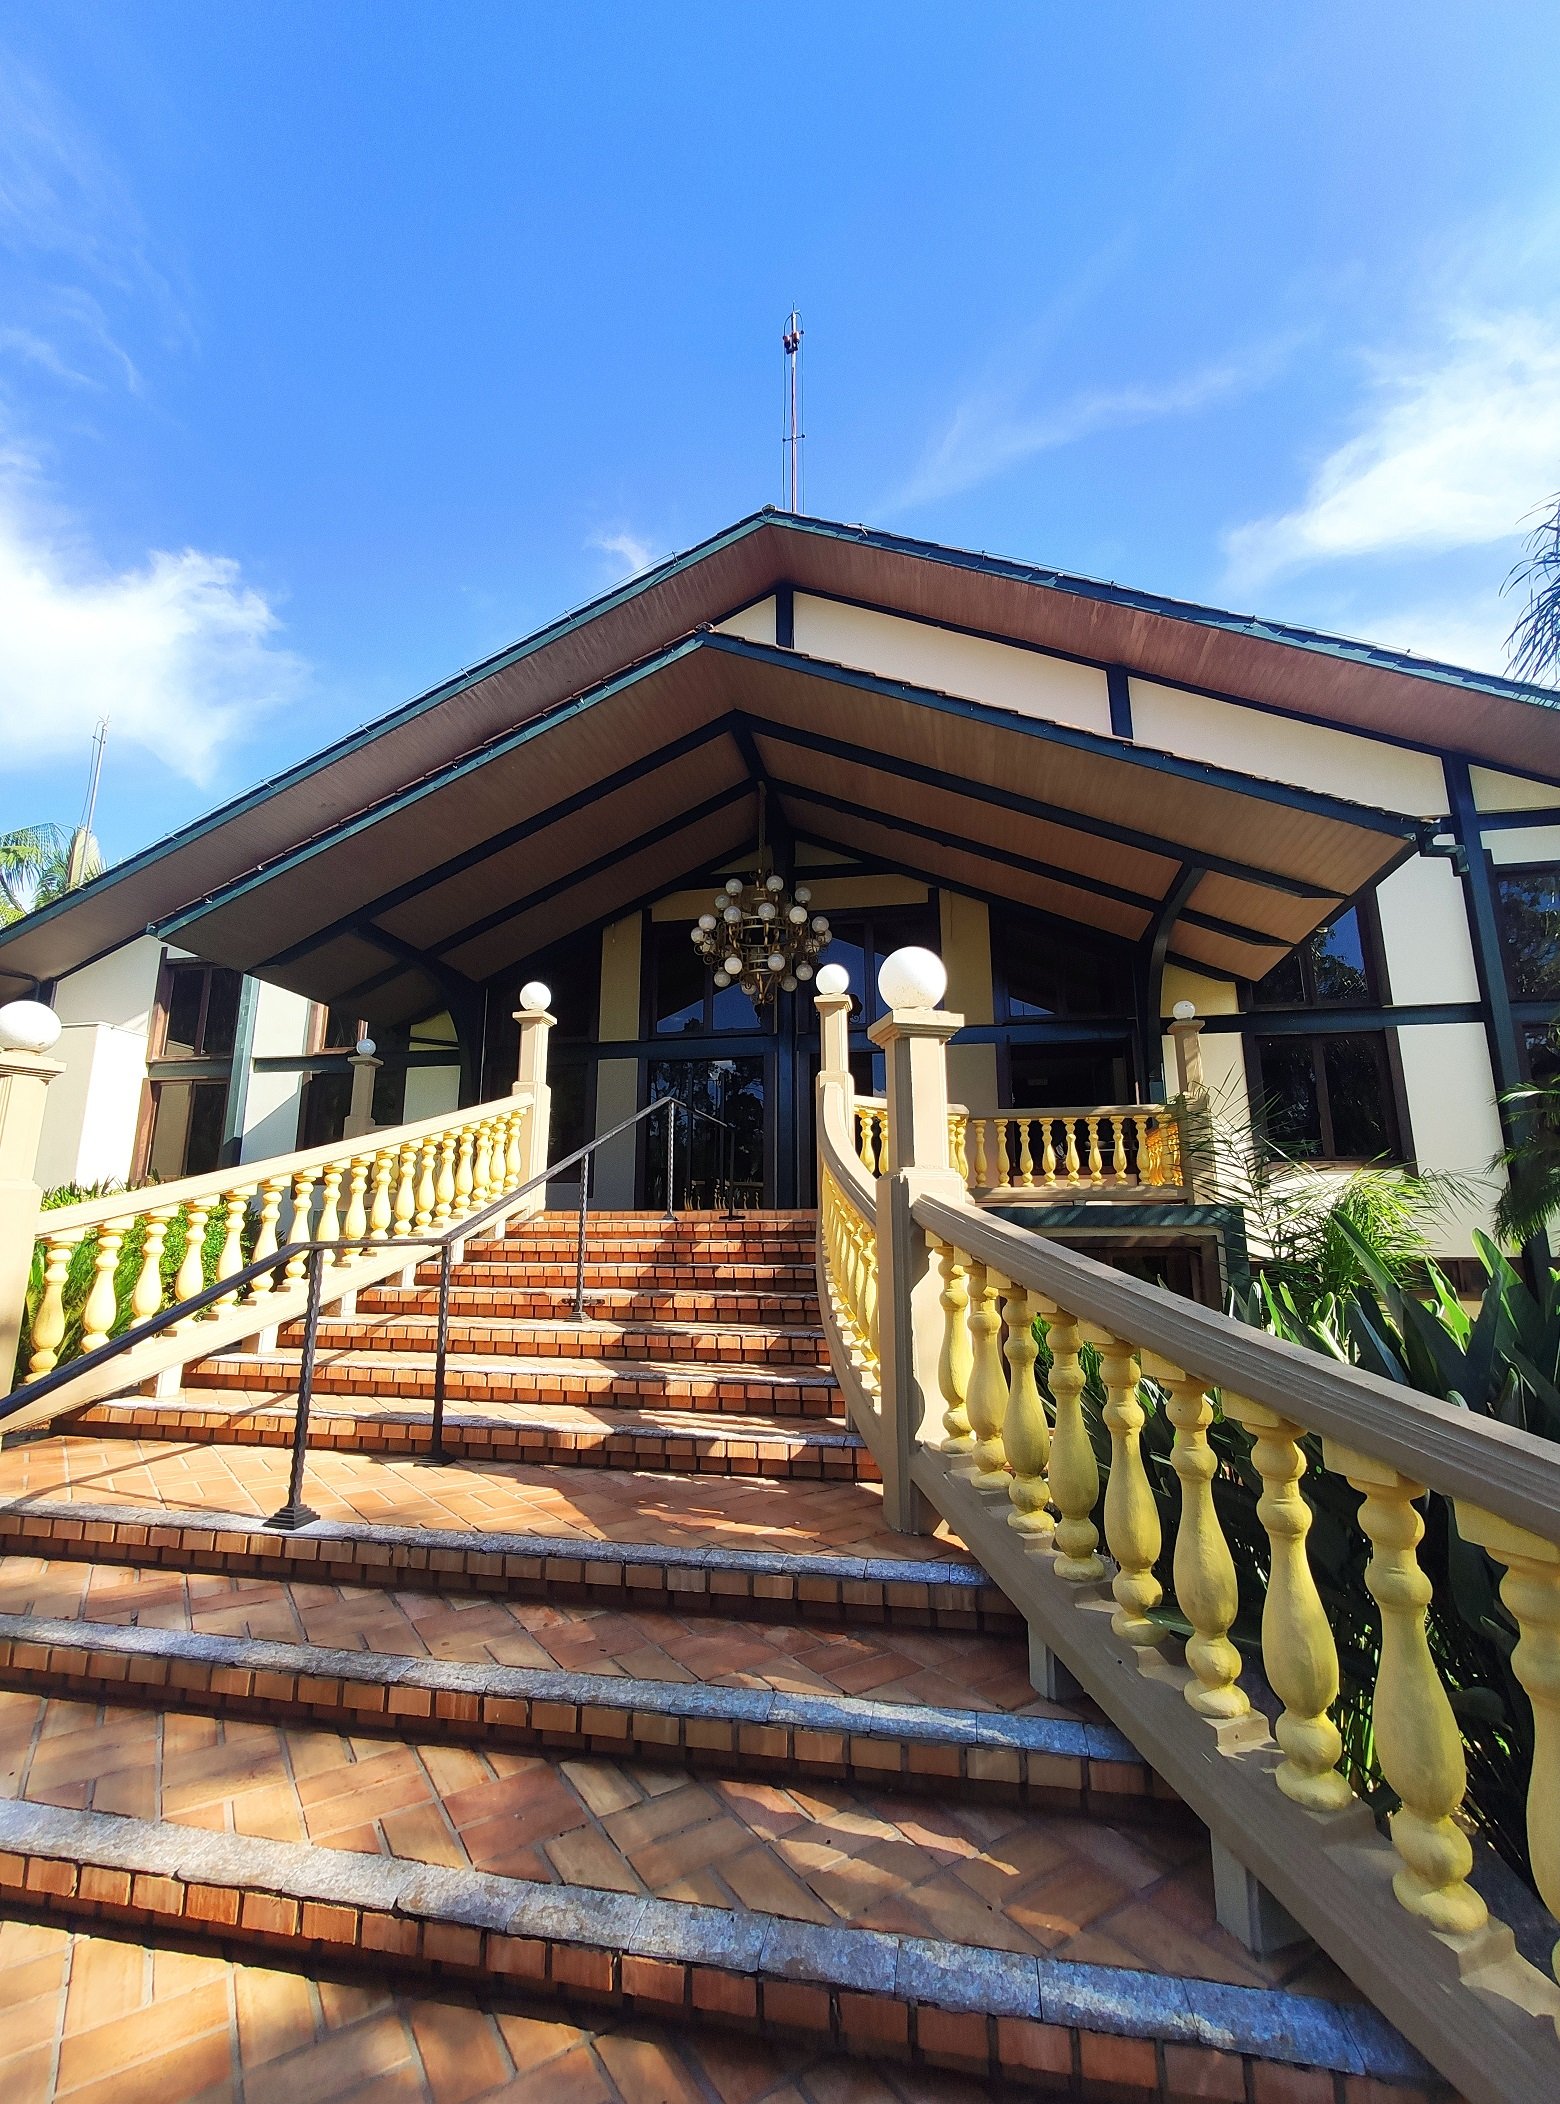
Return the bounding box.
[0,1212,1447,2103]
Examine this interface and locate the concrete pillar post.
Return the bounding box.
[513,983,556,1188]
[343,1042,381,1141]
[0,1004,64,1395]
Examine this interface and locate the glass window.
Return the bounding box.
[646,1057,766,1208]
[159,963,245,1058]
[648,918,760,1035]
[992,905,1132,1020]
[1498,869,1560,999]
[163,969,205,1058]
[1251,1032,1399,1161]
[1253,907,1373,1008]
[824,905,939,1022]
[146,1078,228,1178]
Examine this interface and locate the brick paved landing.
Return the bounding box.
[0,1913,996,2104]
[0,1689,1344,1999]
[0,1440,949,1560]
[0,1557,1051,1716]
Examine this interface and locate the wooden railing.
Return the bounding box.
[816,985,1560,2104]
[853,1097,1186,1197]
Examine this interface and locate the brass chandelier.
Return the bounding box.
[688,798,832,1005]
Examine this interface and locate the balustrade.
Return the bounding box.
[857,1098,1186,1199]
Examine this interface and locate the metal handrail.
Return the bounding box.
[4,1092,739,1530]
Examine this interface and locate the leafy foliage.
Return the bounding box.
[1492,1075,1560,1248]
[1505,491,1560,688]
[0,823,102,927]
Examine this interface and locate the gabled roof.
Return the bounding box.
[1,508,1553,1013]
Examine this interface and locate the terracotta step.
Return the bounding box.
[0,1441,1017,1629]
[360,1281,821,1323]
[79,1389,874,1480]
[288,1314,831,1368]
[445,1261,818,1289]
[0,1610,1150,1808]
[0,1736,1437,2101]
[183,1347,841,1418]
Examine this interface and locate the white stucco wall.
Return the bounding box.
[791,596,1114,736]
[712,597,776,644]
[34,937,165,1190]
[1470,765,1560,813]
[1487,825,1560,867]
[1394,1022,1504,1254]
[402,1063,461,1121]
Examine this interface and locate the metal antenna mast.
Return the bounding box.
[66,717,108,891]
[782,308,804,512]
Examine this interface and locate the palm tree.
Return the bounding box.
[1506,494,1560,686]
[0,824,101,927]
[1492,1077,1560,1245]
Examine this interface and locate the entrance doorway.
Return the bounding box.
[644,1058,766,1209]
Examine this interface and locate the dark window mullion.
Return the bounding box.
[1312,1039,1335,1157]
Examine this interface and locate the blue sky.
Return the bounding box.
[1,2,1558,867]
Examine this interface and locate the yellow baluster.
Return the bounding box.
[29,1233,81,1375]
[1086,1117,1104,1182]
[131,1209,175,1324]
[1146,1355,1248,1720]
[340,1158,369,1260]
[284,1178,315,1281]
[316,1166,343,1254]
[454,1127,475,1215]
[1042,1302,1103,1582]
[1016,1118,1034,1189]
[962,1261,1009,1489]
[213,1190,249,1307]
[972,1119,989,1188]
[247,1181,284,1299]
[1329,1447,1486,1934]
[875,1108,889,1175]
[504,1108,524,1189]
[1064,1119,1082,1182]
[393,1145,417,1236]
[78,1227,125,1353]
[1112,1117,1129,1181]
[1086,1325,1161,1649]
[934,1239,974,1453]
[857,1109,874,1172]
[369,1150,395,1241]
[471,1119,493,1206]
[1457,1504,1560,2007]
[174,1200,213,1326]
[994,1118,1011,1187]
[1002,1283,1052,1541]
[415,1137,439,1230]
[1224,1397,1352,1811]
[1040,1117,1057,1182]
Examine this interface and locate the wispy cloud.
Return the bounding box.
[887,348,1279,515]
[587,526,657,579]
[1225,311,1560,587]
[0,445,304,785]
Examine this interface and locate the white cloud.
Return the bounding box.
[1225,312,1560,586]
[888,350,1278,514]
[0,457,304,785]
[587,527,657,579]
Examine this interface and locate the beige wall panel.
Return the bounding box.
[1161,965,1240,1017]
[35,937,166,1190]
[713,598,776,643]
[792,596,1113,735]
[1374,857,1480,1005]
[1488,825,1560,866]
[1394,1022,1503,1255]
[239,982,316,1164]
[1128,681,1446,816]
[948,1043,999,1117]
[803,875,927,909]
[598,914,642,1042]
[403,1064,461,1121]
[592,1057,640,1206]
[939,891,993,1026]
[1470,765,1560,813]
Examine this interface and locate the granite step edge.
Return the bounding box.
[0,1796,1429,2087]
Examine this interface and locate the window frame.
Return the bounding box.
[1244,1027,1408,1166]
[1494,861,1560,1004]
[1248,895,1389,1013]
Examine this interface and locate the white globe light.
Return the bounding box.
[794,885,812,905]
[757,901,777,921]
[795,961,814,982]
[723,904,742,924]
[698,913,717,932]
[810,916,829,933]
[713,970,730,988]
[355,1036,376,1058]
[723,954,743,976]
[766,873,785,892]
[814,962,849,995]
[787,904,807,925]
[0,1000,62,1053]
[1172,999,1197,1021]
[878,946,947,1011]
[518,980,552,1013]
[767,952,786,972]
[781,974,798,992]
[724,877,744,895]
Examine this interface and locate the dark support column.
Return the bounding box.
[1135,864,1202,1100]
[1107,665,1134,740]
[775,998,796,1208]
[452,990,488,1108]
[774,584,795,650]
[1444,759,1523,1131]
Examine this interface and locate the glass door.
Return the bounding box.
[644,1057,766,1209]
